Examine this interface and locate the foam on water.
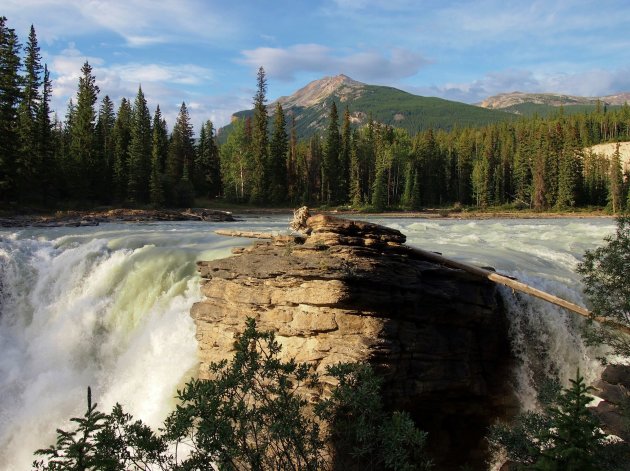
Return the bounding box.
[0,220,287,469]
[0,216,617,468]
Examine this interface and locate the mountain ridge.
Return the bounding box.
[478,91,630,115]
[220,74,513,140]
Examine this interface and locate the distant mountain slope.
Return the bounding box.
[478,91,630,117]
[219,75,513,141]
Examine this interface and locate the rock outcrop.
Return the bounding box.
[191,212,516,468]
[592,364,630,441]
[0,208,234,228]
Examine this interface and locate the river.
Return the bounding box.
[0,215,616,469]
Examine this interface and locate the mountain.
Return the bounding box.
[219,75,513,140]
[478,91,630,117]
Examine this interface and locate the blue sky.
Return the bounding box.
[4,0,630,132]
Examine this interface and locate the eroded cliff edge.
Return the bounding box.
[191,213,517,467]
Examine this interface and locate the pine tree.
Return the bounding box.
[149,106,168,207]
[95,95,115,203]
[167,102,195,206]
[250,66,268,204]
[371,166,388,211]
[69,61,99,201]
[534,372,605,470]
[36,65,54,201]
[127,86,152,205]
[112,98,131,202]
[608,142,623,214]
[194,120,220,199]
[0,16,22,202]
[287,115,298,202]
[268,103,288,203]
[349,129,362,206]
[340,107,351,202]
[16,24,42,201]
[322,101,340,204]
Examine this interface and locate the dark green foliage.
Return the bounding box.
[608,143,624,213]
[534,374,606,470]
[36,65,55,201]
[0,16,22,202]
[339,107,351,200]
[149,106,168,207]
[577,216,630,356]
[488,372,625,470]
[317,363,432,471]
[112,98,131,202]
[194,119,220,198]
[268,103,288,203]
[16,25,42,202]
[250,66,268,204]
[127,86,152,205]
[33,387,169,471]
[322,101,341,204]
[34,320,432,471]
[164,317,326,470]
[166,102,195,206]
[69,61,99,201]
[95,95,115,203]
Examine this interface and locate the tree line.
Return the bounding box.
[224,79,630,213]
[0,18,220,209]
[3,17,630,211]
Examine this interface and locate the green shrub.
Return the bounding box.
[34,319,432,471]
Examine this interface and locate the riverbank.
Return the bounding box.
[0,206,613,228]
[0,208,235,228]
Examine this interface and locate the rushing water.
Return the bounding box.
[0,215,616,469]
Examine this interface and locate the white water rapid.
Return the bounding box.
[0,215,616,469]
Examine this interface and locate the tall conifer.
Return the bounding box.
[128,86,152,204]
[17,25,42,200]
[268,103,288,203]
[0,17,21,201]
[36,65,54,201]
[112,98,131,202]
[194,120,220,199]
[69,61,99,200]
[149,106,168,207]
[340,107,351,202]
[95,95,115,202]
[250,66,268,204]
[322,101,340,204]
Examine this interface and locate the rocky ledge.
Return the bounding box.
[0,208,235,228]
[192,210,516,468]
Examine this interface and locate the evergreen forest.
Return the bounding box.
[2,18,630,213]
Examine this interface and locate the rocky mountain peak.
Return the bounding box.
[275,74,366,109]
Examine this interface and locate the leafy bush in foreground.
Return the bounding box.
[33,318,431,470]
[488,371,628,470]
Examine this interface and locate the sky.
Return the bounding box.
[4,0,630,133]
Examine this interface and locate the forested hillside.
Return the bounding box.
[2,17,630,212]
[222,75,514,141]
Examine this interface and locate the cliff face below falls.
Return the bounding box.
[192,213,516,468]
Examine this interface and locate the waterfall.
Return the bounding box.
[0,217,615,469]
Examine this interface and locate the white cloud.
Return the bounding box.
[240,44,428,82]
[411,67,630,104]
[3,0,236,46]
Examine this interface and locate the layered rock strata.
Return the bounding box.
[191,213,515,468]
